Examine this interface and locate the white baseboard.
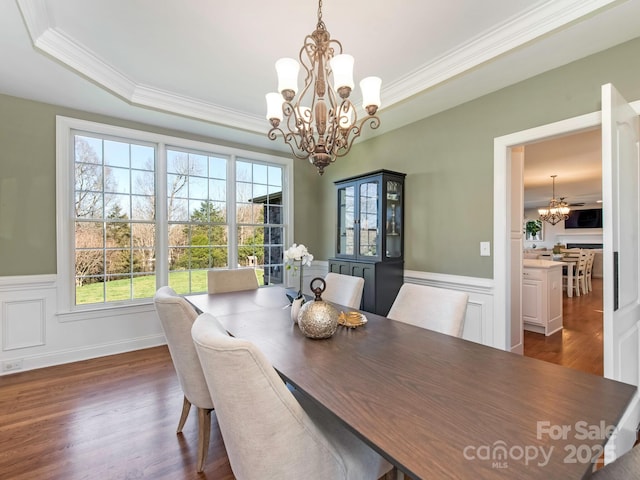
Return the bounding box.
[5,334,167,375]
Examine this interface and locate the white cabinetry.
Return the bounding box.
[522,260,563,336]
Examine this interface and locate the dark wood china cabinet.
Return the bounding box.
[328,170,405,315]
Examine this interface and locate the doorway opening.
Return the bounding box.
[518,129,604,376]
[492,109,602,356]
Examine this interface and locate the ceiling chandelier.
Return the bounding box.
[265,0,381,175]
[538,175,571,225]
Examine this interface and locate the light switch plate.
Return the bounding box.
[480,241,491,257]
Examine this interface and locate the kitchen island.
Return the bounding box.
[523,259,564,335]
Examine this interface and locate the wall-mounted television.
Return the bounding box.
[564,208,603,229]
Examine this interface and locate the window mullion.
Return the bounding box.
[156,142,168,286]
[228,154,238,269]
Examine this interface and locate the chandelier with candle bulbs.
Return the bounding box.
[265,0,381,175]
[538,175,571,225]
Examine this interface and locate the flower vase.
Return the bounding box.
[291,296,305,324]
[297,262,304,298]
[290,261,305,323]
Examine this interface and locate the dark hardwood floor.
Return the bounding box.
[0,346,234,480]
[0,282,604,480]
[524,277,603,376]
[1,347,402,480]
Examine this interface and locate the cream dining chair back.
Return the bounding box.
[207,268,259,294]
[153,286,214,472]
[387,284,469,337]
[564,250,588,296]
[191,312,394,480]
[322,272,365,309]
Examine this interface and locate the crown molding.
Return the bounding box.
[130,85,265,133]
[16,0,48,39]
[17,0,265,133]
[37,27,137,99]
[17,0,618,133]
[382,0,619,107]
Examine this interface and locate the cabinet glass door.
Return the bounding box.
[385,180,402,258]
[359,181,379,258]
[337,185,355,256]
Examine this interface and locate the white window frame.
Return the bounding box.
[56,116,293,320]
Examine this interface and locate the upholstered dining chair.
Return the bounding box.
[207,268,259,294]
[153,286,214,473]
[387,283,469,337]
[322,272,365,309]
[191,312,395,480]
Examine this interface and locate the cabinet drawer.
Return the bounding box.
[522,268,544,281]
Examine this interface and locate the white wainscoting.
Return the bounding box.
[1,267,496,376]
[0,275,165,376]
[403,270,495,347]
[304,262,496,348]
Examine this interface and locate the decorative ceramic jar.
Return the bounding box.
[297,278,339,339]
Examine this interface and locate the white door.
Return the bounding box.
[602,83,640,385]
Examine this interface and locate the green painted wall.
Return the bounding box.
[0,95,310,276]
[2,36,640,277]
[314,36,640,278]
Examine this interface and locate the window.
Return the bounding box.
[166,148,230,294]
[236,159,285,287]
[73,134,156,304]
[57,116,293,313]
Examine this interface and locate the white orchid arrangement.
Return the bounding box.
[284,243,313,298]
[284,243,314,270]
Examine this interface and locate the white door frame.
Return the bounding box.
[493,111,601,351]
[494,101,640,352]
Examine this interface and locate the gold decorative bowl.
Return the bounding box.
[338,311,368,328]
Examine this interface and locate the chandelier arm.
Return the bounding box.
[275,103,315,159]
[300,37,318,87]
[324,100,349,154]
[268,125,312,161]
[331,115,381,158]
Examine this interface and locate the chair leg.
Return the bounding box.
[177,395,191,434]
[378,467,399,480]
[196,407,212,473]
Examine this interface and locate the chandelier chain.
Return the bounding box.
[317,0,325,30]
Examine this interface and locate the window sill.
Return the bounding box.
[57,302,156,323]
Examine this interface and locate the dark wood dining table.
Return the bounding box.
[186,286,636,480]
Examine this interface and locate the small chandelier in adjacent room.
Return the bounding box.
[538,175,571,225]
[265,0,381,175]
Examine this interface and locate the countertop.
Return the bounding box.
[523,258,564,269]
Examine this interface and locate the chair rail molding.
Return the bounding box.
[0,267,497,374]
[313,262,495,348]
